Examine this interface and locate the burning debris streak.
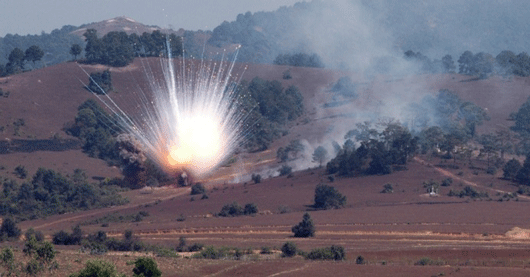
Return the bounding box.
[85,45,246,180]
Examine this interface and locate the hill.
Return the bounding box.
[0,56,527,182]
[70,16,181,37]
[208,0,530,70]
[1,55,530,276]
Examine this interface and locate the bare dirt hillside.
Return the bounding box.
[2,59,530,276]
[0,58,527,180]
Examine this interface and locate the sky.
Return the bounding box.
[0,0,303,37]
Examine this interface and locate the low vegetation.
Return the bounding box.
[281,242,297,257]
[238,77,304,151]
[86,70,112,94]
[292,213,315,237]
[190,183,206,195]
[314,184,346,209]
[217,202,258,217]
[0,168,127,221]
[305,245,345,261]
[448,186,489,199]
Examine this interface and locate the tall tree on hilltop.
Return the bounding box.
[7,48,25,73]
[70,44,82,60]
[24,45,44,66]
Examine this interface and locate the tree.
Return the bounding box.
[0,218,21,241]
[458,51,474,75]
[7,47,25,72]
[503,159,522,181]
[101,31,134,67]
[218,202,243,217]
[35,241,55,264]
[314,184,346,209]
[511,96,530,134]
[190,183,206,195]
[70,44,82,60]
[0,247,15,273]
[133,257,161,277]
[24,45,44,66]
[312,146,328,167]
[83,29,103,64]
[243,203,258,215]
[281,242,297,257]
[86,70,112,94]
[292,213,315,237]
[442,54,456,73]
[70,259,121,277]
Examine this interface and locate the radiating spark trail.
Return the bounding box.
[84,45,247,180]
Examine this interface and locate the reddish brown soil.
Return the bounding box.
[2,58,530,276]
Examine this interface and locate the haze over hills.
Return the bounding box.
[3,0,530,71]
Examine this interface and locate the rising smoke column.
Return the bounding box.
[88,46,247,179]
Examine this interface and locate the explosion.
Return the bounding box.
[91,47,246,180]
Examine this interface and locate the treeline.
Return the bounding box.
[273,53,324,68]
[405,49,530,79]
[325,89,489,177]
[405,89,489,138]
[82,29,183,67]
[327,122,418,176]
[65,99,171,189]
[0,168,127,221]
[238,77,304,151]
[0,45,45,76]
[0,25,84,67]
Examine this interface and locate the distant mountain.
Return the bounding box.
[70,16,184,37]
[206,0,530,71]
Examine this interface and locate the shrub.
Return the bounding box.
[218,202,244,217]
[86,70,112,95]
[282,69,292,79]
[69,259,121,277]
[187,243,204,252]
[176,237,187,252]
[441,178,453,187]
[503,159,522,180]
[35,241,55,264]
[314,184,346,209]
[0,218,20,241]
[277,205,291,214]
[133,257,161,277]
[381,183,394,193]
[292,213,315,238]
[281,242,297,257]
[486,166,497,175]
[52,226,83,245]
[260,247,272,254]
[251,174,262,184]
[14,165,27,179]
[190,183,206,195]
[25,259,44,276]
[356,255,365,264]
[448,186,489,199]
[244,203,258,215]
[306,245,345,261]
[414,257,445,266]
[279,165,292,176]
[25,228,44,242]
[194,246,229,259]
[0,247,14,270]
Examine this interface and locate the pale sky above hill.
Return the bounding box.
[0,0,302,37]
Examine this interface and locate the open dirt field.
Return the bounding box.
[11,155,530,276]
[2,59,530,276]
